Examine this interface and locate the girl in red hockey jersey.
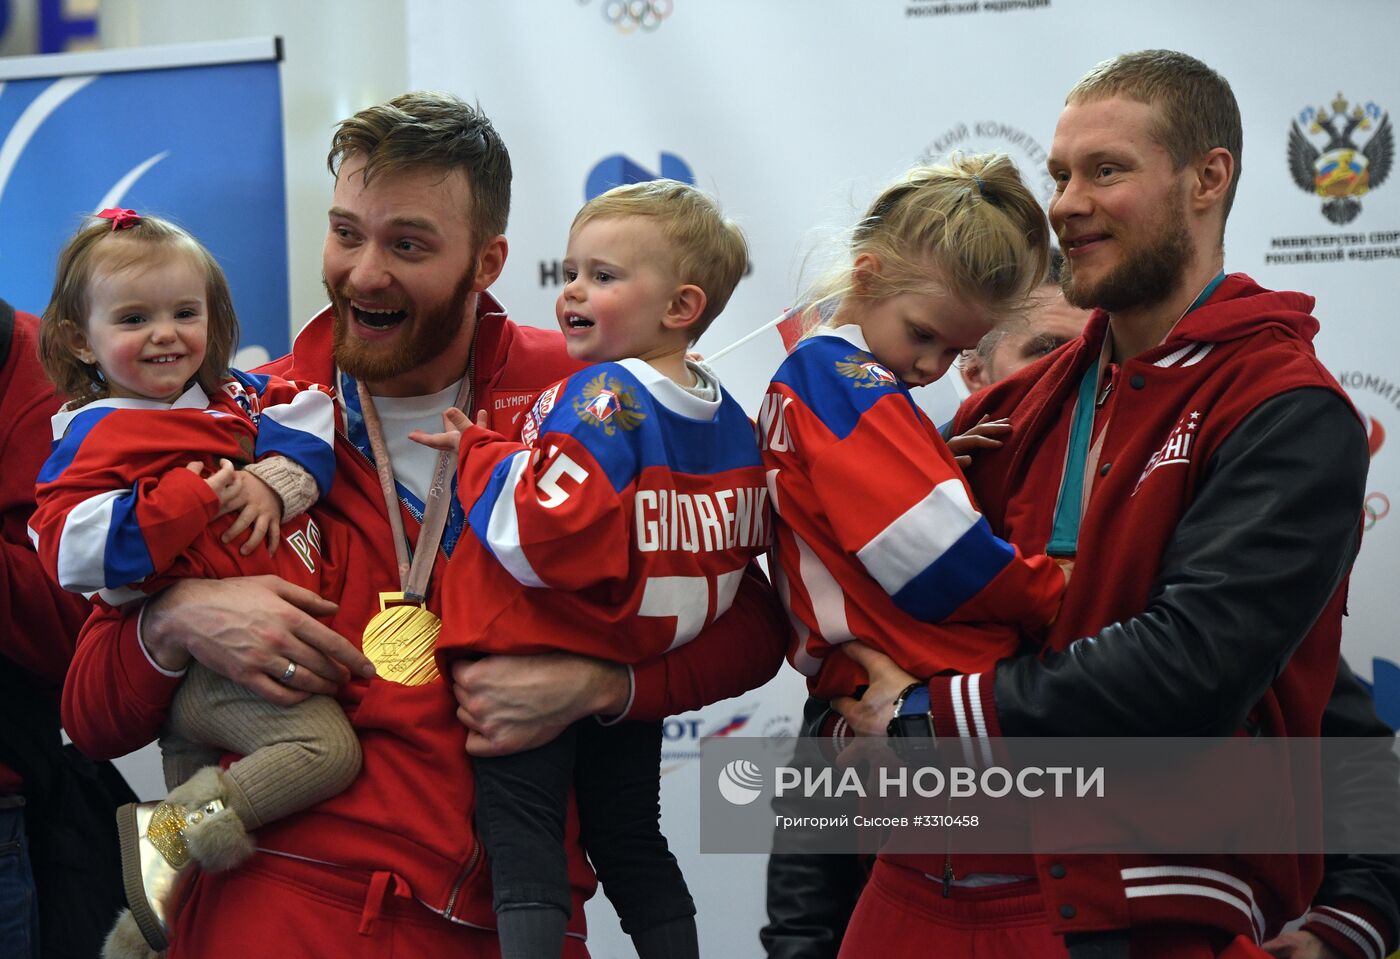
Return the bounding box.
[761,155,1068,713]
[30,210,359,959]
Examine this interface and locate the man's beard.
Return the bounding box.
[1060,198,1193,314]
[327,265,476,383]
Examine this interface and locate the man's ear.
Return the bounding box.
[851,252,883,295]
[959,350,990,392]
[662,284,708,335]
[471,235,509,293]
[1191,147,1234,214]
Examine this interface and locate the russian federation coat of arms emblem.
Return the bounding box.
[1289,93,1393,224]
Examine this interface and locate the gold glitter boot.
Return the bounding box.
[113,767,253,951]
[114,799,199,952]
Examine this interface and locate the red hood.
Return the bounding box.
[1169,273,1319,346]
[1080,273,1320,351]
[956,272,1340,472]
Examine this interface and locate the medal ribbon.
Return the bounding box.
[356,373,473,602]
[351,328,480,686]
[1045,271,1226,558]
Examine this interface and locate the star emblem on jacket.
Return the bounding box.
[574,372,646,435]
[1135,410,1204,494]
[836,353,898,389]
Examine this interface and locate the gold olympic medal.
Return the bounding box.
[361,593,442,686]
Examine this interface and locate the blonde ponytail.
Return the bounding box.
[797,154,1049,332]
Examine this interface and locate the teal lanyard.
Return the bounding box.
[1044,271,1226,557]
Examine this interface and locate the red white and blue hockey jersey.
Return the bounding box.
[759,324,1064,699]
[436,358,770,664]
[30,371,339,607]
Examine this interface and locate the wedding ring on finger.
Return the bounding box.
[279,660,298,685]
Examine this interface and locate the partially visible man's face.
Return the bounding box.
[960,286,1091,392]
[322,157,479,383]
[986,287,1090,382]
[1047,96,1194,314]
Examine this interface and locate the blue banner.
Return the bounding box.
[0,52,289,358]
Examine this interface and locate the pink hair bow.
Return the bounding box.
[96,208,141,231]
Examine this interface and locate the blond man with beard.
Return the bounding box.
[829,50,1380,959]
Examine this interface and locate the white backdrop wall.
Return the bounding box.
[406,1,1400,954]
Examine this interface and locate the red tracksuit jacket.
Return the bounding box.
[0,306,91,793]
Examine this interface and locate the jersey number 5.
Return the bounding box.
[536,447,588,508]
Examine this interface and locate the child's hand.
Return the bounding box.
[947,416,1012,468]
[191,458,241,512]
[1054,556,1074,585]
[409,407,478,452]
[220,470,284,557]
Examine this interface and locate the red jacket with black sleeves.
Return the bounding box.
[912,275,1376,950]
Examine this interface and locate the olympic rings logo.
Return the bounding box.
[598,0,674,33]
[1364,492,1390,531]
